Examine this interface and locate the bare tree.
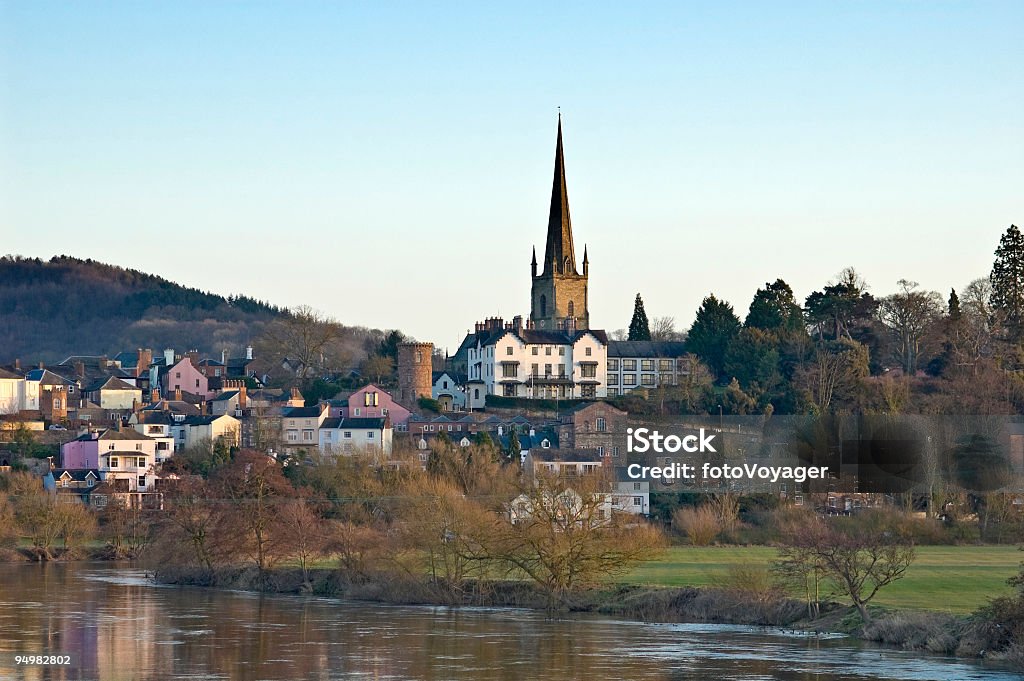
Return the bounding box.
[257,305,348,383]
[494,470,665,611]
[776,511,915,624]
[878,280,943,374]
[278,497,325,589]
[650,316,683,341]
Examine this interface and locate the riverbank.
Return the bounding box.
[154,565,1022,670]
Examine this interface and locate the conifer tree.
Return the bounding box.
[990,224,1024,339]
[628,293,652,341]
[686,295,741,381]
[948,288,961,321]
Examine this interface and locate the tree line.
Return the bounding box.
[619,224,1024,417]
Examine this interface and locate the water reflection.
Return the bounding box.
[0,563,1015,681]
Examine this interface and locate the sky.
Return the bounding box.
[2,2,1022,353]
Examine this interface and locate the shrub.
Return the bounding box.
[673,506,720,546]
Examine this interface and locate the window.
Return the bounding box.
[195,379,200,388]
[624,374,637,386]
[585,347,592,356]
[641,374,655,386]
[581,365,596,378]
[382,408,388,416]
[608,388,619,397]
[302,430,313,441]
[324,431,332,440]
[581,385,596,398]
[532,347,538,355]
[214,368,221,377]
[659,359,673,371]
[474,389,480,400]
[176,372,181,379]
[608,374,619,386]
[137,457,147,468]
[367,432,375,439]
[659,373,674,385]
[545,346,552,356]
[354,408,360,416]
[531,363,539,377]
[567,300,574,316]
[613,446,620,457]
[506,346,513,355]
[608,359,619,371]
[596,417,606,432]
[503,383,516,397]
[633,497,642,506]
[108,443,115,450]
[641,360,654,371]
[558,365,566,378]
[139,476,147,488]
[634,482,641,491]
[558,347,565,356]
[287,431,298,442]
[344,431,352,438]
[135,443,142,451]
[597,446,605,456]
[502,364,518,378]
[623,359,636,371]
[109,457,119,468]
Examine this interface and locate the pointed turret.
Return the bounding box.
[543,115,576,276]
[582,244,589,276]
[531,246,538,277]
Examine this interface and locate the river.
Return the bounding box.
[0,563,1016,680]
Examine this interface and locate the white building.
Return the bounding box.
[463,318,609,406]
[319,417,392,456]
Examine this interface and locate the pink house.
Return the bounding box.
[61,428,163,493]
[332,384,411,428]
[161,357,211,399]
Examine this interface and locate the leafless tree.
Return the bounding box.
[878,280,943,374]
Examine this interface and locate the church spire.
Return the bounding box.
[543,114,576,276]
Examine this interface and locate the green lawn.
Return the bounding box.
[625,545,1024,614]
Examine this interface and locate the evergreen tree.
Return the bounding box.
[948,288,961,321]
[628,293,652,341]
[990,224,1024,339]
[686,295,741,381]
[745,279,804,334]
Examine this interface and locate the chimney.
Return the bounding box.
[150,388,160,404]
[164,348,175,366]
[186,349,200,368]
[39,361,44,369]
[14,359,20,371]
[74,361,85,379]
[246,346,253,361]
[221,348,228,364]
[238,384,247,410]
[174,388,182,402]
[200,401,207,416]
[137,349,152,378]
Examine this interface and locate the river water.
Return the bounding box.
[0,563,1016,681]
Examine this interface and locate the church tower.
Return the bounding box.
[530,116,589,331]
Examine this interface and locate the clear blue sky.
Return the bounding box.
[2,2,1021,352]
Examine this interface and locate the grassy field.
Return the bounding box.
[625,545,1023,614]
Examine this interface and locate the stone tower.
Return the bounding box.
[397,342,433,406]
[530,115,589,331]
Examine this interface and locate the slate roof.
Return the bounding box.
[607,341,687,358]
[321,417,388,430]
[282,406,322,418]
[0,368,22,380]
[85,376,139,393]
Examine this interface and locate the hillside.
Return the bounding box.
[0,255,285,363]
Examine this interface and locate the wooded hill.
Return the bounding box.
[0,255,285,363]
